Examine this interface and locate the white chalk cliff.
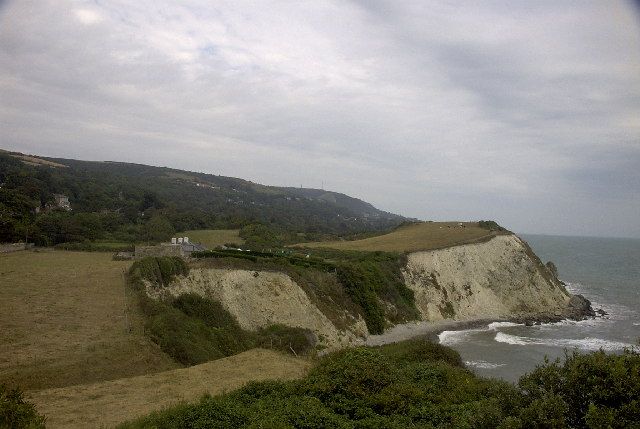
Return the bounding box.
[146,234,586,349]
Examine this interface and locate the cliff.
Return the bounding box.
[145,268,368,351]
[143,233,591,350]
[402,234,572,322]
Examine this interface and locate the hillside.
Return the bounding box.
[0,150,407,245]
[296,221,506,252]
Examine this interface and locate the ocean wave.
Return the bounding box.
[438,328,486,346]
[494,332,635,351]
[562,281,635,321]
[465,360,506,369]
[488,321,522,330]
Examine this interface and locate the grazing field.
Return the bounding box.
[179,229,244,248]
[27,348,310,429]
[297,222,505,252]
[0,250,178,391]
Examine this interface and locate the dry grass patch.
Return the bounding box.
[26,348,311,429]
[180,229,244,248]
[0,250,178,391]
[297,222,506,253]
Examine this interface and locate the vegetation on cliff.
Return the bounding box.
[128,259,315,365]
[191,249,419,334]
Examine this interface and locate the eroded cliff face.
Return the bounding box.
[145,268,368,351]
[402,235,571,322]
[144,234,582,350]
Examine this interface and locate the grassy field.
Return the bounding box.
[27,348,310,429]
[0,250,178,391]
[179,229,244,249]
[296,222,506,252]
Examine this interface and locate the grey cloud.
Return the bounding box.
[1,0,639,238]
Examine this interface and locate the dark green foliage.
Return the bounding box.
[130,256,189,286]
[375,338,464,368]
[121,342,640,429]
[478,220,505,231]
[173,293,242,331]
[335,253,418,334]
[54,241,134,252]
[119,342,521,428]
[0,152,405,245]
[193,248,420,334]
[255,325,316,356]
[138,292,253,365]
[517,349,640,428]
[0,384,46,429]
[129,262,316,365]
[239,223,282,249]
[145,305,228,364]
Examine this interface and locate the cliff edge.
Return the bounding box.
[141,228,593,351]
[403,234,580,323]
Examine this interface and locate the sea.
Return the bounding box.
[438,234,640,383]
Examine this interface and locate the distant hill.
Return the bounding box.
[0,150,409,245]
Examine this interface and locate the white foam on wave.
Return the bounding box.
[438,328,486,346]
[465,360,506,369]
[488,321,522,330]
[563,281,635,321]
[494,332,635,352]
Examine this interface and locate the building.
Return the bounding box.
[52,194,71,211]
[134,237,206,259]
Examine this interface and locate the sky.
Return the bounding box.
[1,1,639,238]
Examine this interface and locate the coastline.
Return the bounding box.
[365,318,505,346]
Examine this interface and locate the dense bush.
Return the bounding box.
[255,325,316,356]
[0,384,46,429]
[336,253,418,334]
[478,220,505,231]
[119,341,520,428]
[517,349,640,428]
[54,241,134,252]
[119,343,640,429]
[130,256,189,287]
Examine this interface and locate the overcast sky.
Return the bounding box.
[1,1,639,238]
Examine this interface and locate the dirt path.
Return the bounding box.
[27,348,311,429]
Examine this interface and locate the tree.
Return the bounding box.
[143,214,174,243]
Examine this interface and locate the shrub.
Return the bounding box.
[478,220,505,231]
[145,306,227,365]
[336,253,418,334]
[518,349,640,428]
[0,384,46,429]
[376,338,464,368]
[120,345,640,429]
[130,256,188,286]
[256,325,316,356]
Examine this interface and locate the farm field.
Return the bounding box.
[297,222,504,252]
[0,250,178,391]
[27,348,310,429]
[179,229,244,249]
